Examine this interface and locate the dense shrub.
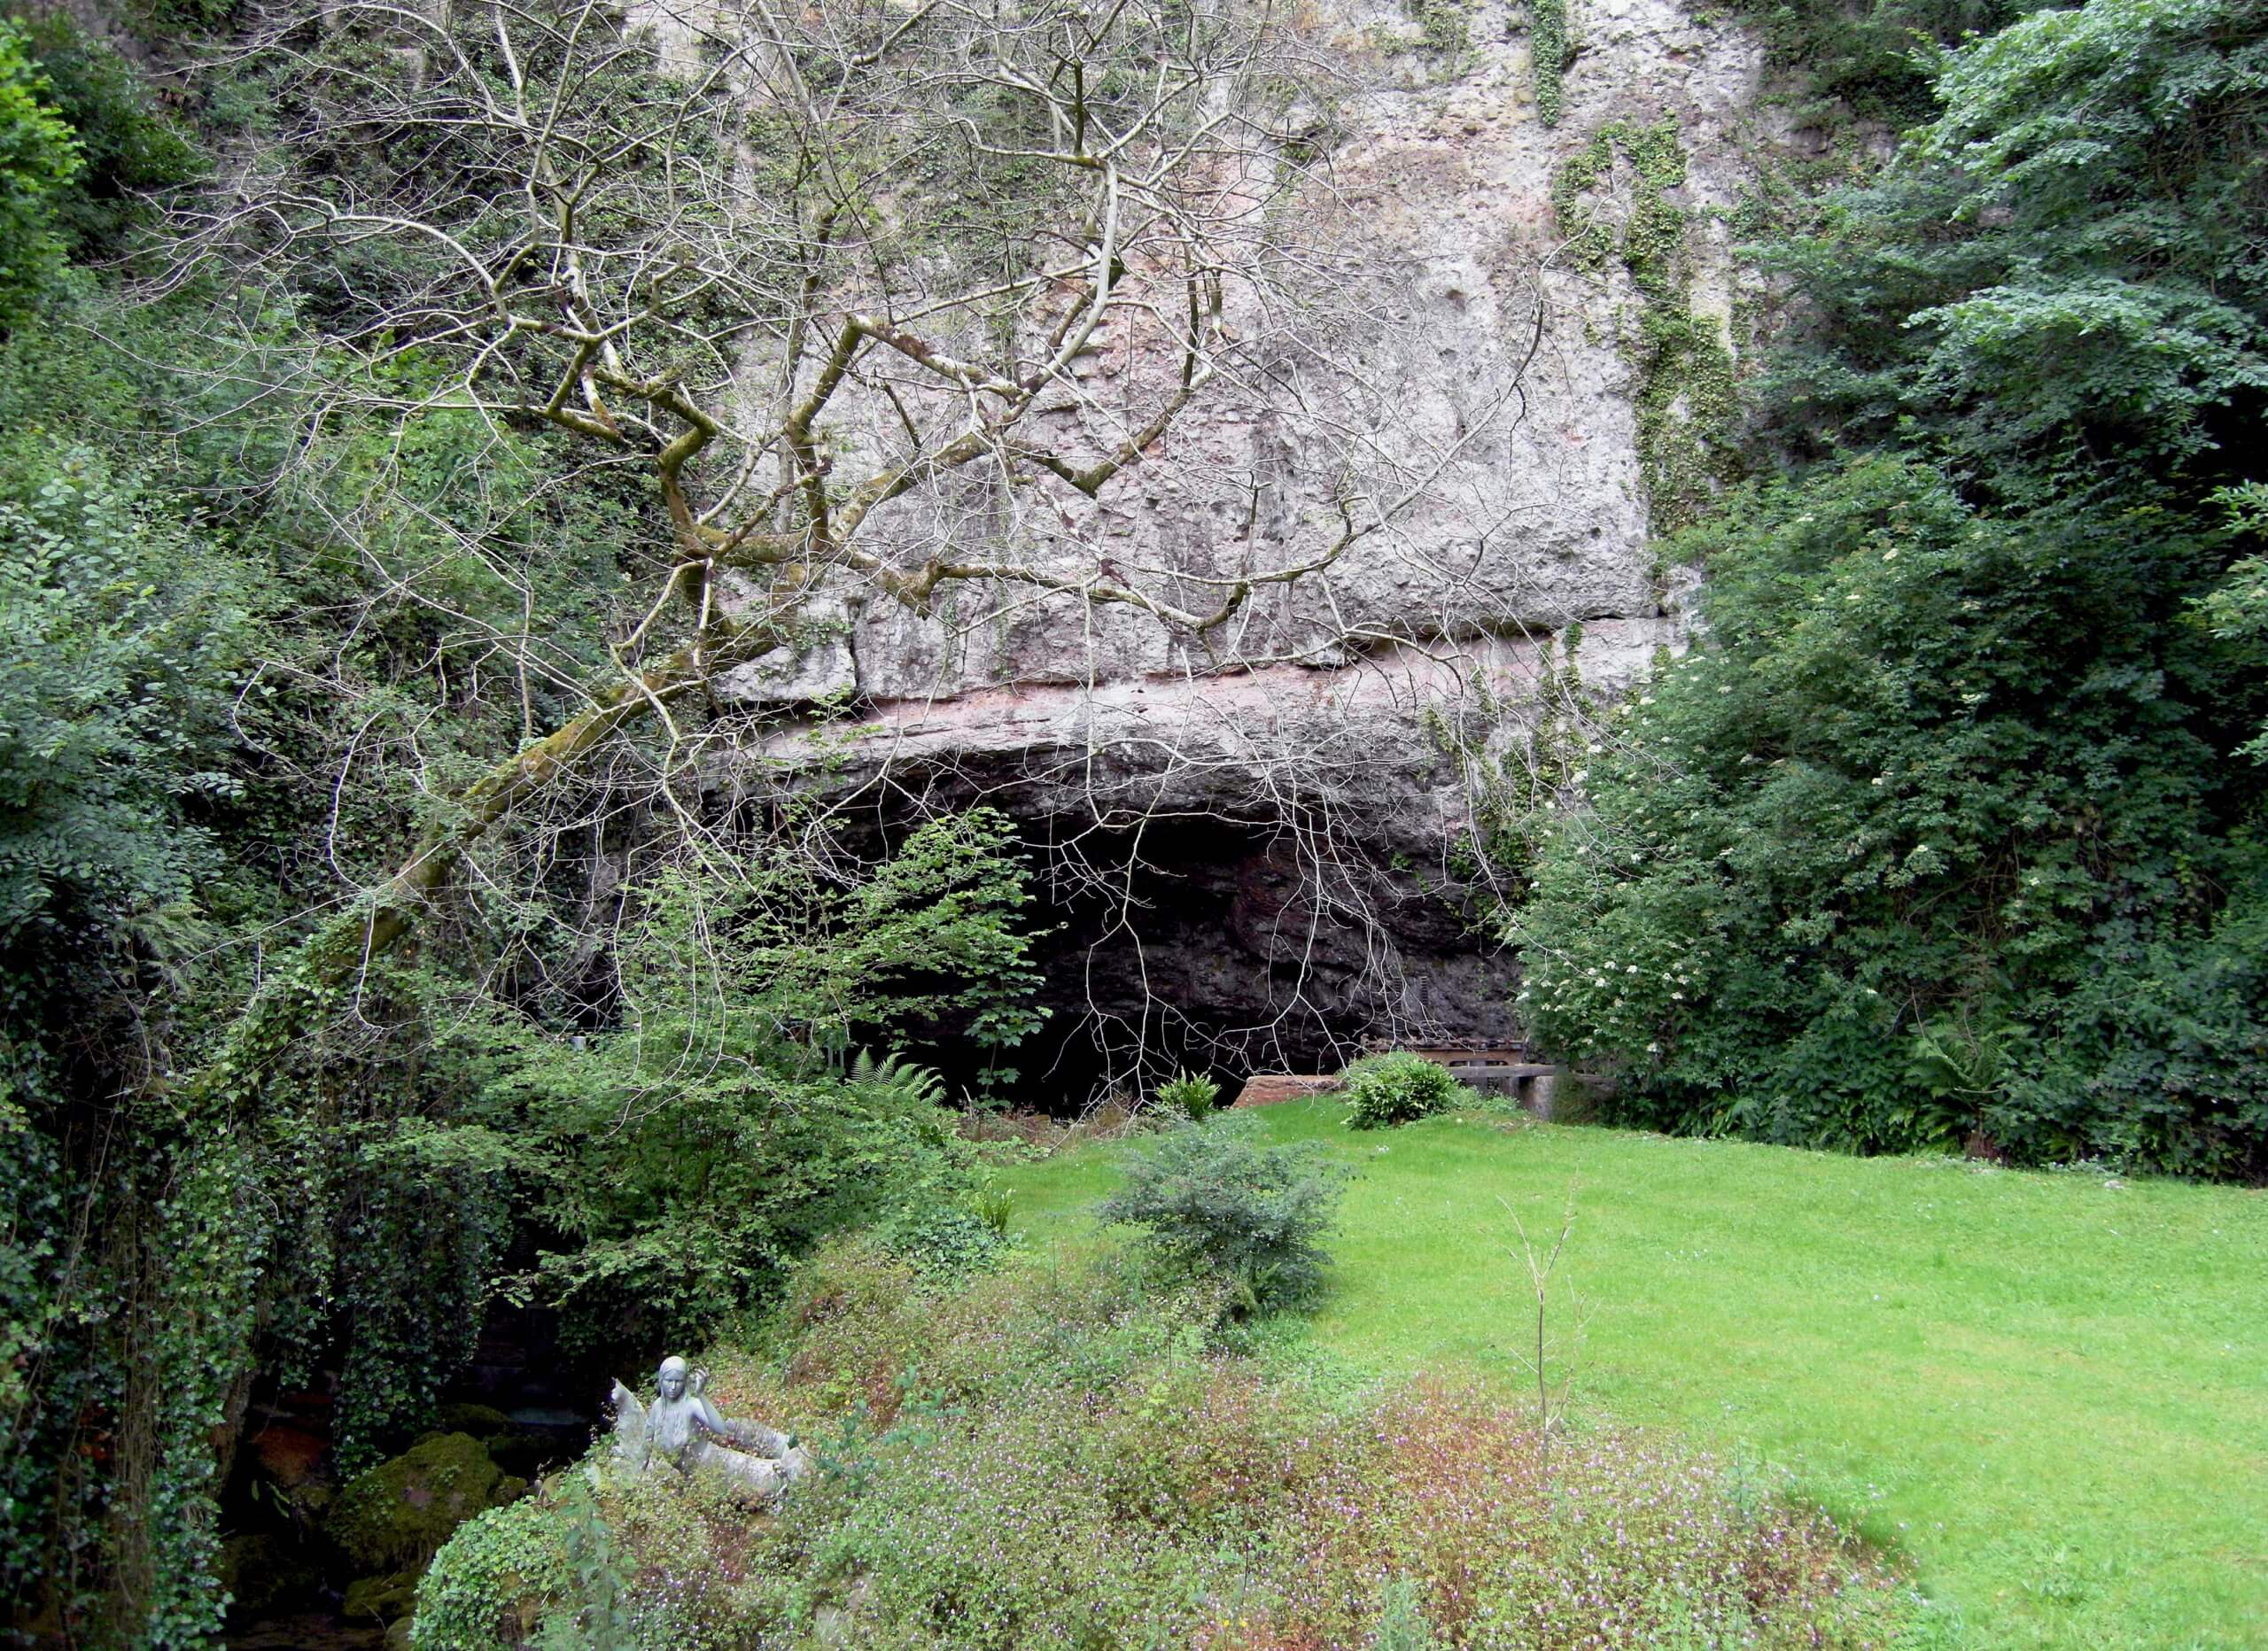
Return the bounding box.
[1100,1117,1348,1313]
[1512,0,2268,1179]
[418,1244,1915,1649]
[1513,459,2268,1173]
[0,453,254,971]
[411,1497,569,1651]
[1341,1051,1470,1129]
[877,1203,1014,1283]
[0,24,78,324]
[1759,0,2268,497]
[1709,0,2020,120]
[8,13,196,261]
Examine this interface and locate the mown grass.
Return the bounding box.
[998,1101,2268,1649]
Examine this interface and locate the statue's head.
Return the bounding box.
[656,1355,689,1400]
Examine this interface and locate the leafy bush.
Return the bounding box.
[877,1204,1013,1283]
[1511,460,2268,1174]
[1511,0,2268,1179]
[1340,1051,1468,1129]
[1100,1117,1348,1313]
[9,13,197,261]
[1760,0,2268,499]
[1156,1067,1222,1120]
[410,1488,579,1651]
[1710,0,2021,120]
[0,453,252,959]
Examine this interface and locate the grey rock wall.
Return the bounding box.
[720,0,1774,1088]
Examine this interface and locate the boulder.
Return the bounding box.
[326,1432,527,1574]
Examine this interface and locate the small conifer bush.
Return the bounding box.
[1101,1118,1347,1314]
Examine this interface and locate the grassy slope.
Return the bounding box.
[999,1102,2268,1649]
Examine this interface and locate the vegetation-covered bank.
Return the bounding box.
[1002,1102,2268,1648]
[415,1234,1915,1649]
[1,0,2263,1637]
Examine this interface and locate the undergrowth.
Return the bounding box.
[416,1242,1915,1648]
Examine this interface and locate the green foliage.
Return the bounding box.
[846,1046,948,1111]
[1525,0,1571,125]
[1371,1579,1442,1651]
[877,1204,1014,1283]
[1100,1116,1348,1313]
[411,1492,573,1651]
[1340,1051,1470,1129]
[968,1179,1014,1236]
[1514,0,2268,1181]
[462,818,1039,1347]
[0,450,253,981]
[0,22,77,323]
[0,271,1042,1635]
[696,809,1046,1061]
[8,12,197,260]
[1407,0,1472,61]
[2194,484,2268,760]
[0,442,266,1639]
[1759,0,2268,503]
[1156,1067,1222,1120]
[1904,1014,2013,1149]
[1552,120,1741,531]
[1707,0,2022,120]
[1511,458,2268,1174]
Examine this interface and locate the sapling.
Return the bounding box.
[1503,1184,1585,1475]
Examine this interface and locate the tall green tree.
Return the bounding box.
[1511,0,2268,1177]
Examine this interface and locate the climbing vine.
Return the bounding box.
[1419,631,1598,925]
[1526,0,1572,126]
[1552,118,1741,532]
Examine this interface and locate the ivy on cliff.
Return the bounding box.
[1552,119,1742,533]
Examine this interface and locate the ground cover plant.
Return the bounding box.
[416,1239,1913,1649]
[1002,1101,2268,1649]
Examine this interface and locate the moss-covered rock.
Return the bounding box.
[436,1402,515,1438]
[327,1432,524,1573]
[431,1403,561,1480]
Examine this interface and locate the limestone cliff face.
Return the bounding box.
[725,0,1774,1089]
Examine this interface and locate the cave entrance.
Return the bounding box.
[909,813,1518,1116]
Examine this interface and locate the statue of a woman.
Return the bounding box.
[609,1356,812,1505]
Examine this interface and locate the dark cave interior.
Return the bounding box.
[909,812,1519,1112]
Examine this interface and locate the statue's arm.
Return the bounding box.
[694,1391,792,1455]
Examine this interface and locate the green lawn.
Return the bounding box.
[998,1102,2268,1649]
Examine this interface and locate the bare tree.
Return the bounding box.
[159,0,1492,978]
